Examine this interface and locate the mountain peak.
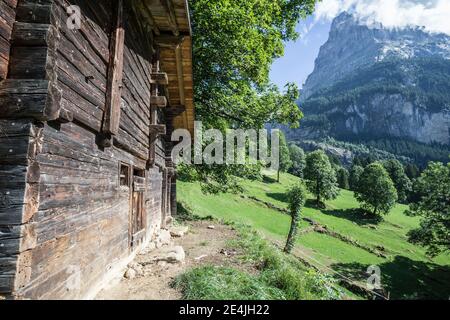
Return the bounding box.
[301,12,450,100]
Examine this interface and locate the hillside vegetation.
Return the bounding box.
[178,171,450,299]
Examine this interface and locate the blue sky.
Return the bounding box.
[269,16,331,89]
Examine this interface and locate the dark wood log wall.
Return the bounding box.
[0,0,18,293]
[0,0,16,80]
[0,0,171,299]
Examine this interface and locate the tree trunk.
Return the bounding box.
[284,210,300,254]
[277,169,280,182]
[316,179,320,206]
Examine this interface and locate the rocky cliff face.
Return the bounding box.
[302,12,450,100]
[295,12,450,146]
[341,94,450,145]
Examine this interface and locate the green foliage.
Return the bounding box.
[407,162,450,257]
[405,163,420,180]
[304,150,340,206]
[191,0,316,129]
[278,131,292,181]
[177,163,200,182]
[382,159,412,203]
[284,183,307,253]
[198,164,263,194]
[188,0,317,193]
[172,266,284,300]
[337,167,350,190]
[360,138,449,166]
[355,163,398,216]
[322,138,413,165]
[178,172,450,299]
[288,144,306,178]
[349,165,364,191]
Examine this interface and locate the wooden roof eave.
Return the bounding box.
[134,0,194,135]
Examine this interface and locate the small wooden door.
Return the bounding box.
[130,173,146,248]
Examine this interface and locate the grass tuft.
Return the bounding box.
[172,222,342,300]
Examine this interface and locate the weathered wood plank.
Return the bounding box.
[11,23,57,47]
[8,46,54,79]
[0,0,15,80]
[155,34,185,48]
[150,72,168,85]
[149,124,166,136]
[150,95,167,107]
[15,1,54,24]
[158,0,179,36]
[3,0,18,9]
[102,0,125,137]
[0,79,61,121]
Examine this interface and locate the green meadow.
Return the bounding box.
[178,171,450,299]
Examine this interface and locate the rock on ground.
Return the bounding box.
[156,246,186,264]
[170,226,189,238]
[124,268,136,279]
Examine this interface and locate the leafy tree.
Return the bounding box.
[284,182,307,254]
[304,150,340,207]
[191,0,316,129]
[187,0,317,193]
[337,167,350,190]
[277,131,292,182]
[355,162,398,217]
[406,162,450,257]
[288,144,306,178]
[349,165,364,191]
[405,163,420,180]
[327,154,342,167]
[382,159,412,203]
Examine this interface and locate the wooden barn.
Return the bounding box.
[0,0,194,299]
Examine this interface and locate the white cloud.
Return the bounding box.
[314,0,450,35]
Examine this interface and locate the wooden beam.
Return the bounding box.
[150,72,169,85]
[102,0,125,139]
[150,95,167,107]
[56,108,73,124]
[155,34,185,48]
[138,1,160,35]
[159,0,179,36]
[0,79,61,121]
[175,45,186,105]
[149,124,166,136]
[11,22,57,47]
[166,105,186,116]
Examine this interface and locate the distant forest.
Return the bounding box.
[325,137,449,167]
[302,57,450,114]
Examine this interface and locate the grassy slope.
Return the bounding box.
[178,171,450,299]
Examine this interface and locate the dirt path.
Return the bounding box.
[96,221,239,300]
